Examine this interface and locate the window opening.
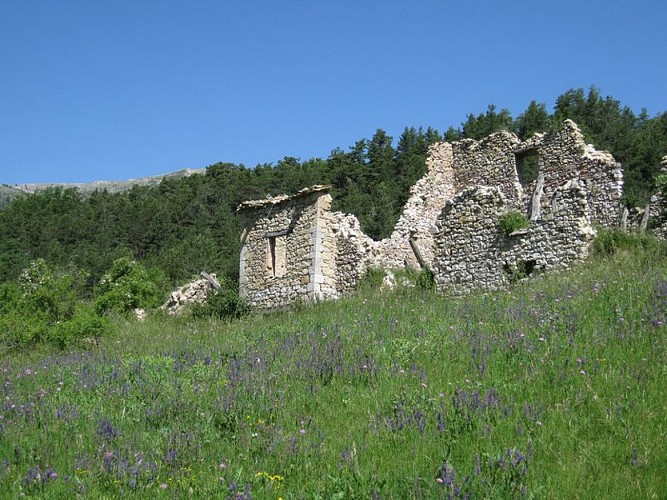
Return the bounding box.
[515,150,539,188]
[266,233,287,277]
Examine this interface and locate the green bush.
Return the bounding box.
[357,267,386,291]
[592,228,664,257]
[498,211,530,235]
[49,305,109,348]
[191,279,250,320]
[415,267,436,290]
[94,257,166,315]
[0,259,108,350]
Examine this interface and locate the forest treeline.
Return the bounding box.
[1,86,666,290]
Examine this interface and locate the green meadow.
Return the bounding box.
[1,235,666,498]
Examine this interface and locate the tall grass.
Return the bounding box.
[1,236,666,498]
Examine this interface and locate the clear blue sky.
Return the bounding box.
[2,0,665,184]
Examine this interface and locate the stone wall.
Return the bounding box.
[372,120,622,272]
[376,142,456,269]
[237,120,626,308]
[452,131,525,209]
[332,212,378,295]
[519,120,623,227]
[237,185,339,309]
[162,274,218,315]
[432,180,595,295]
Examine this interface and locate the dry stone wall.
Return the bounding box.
[331,212,378,295]
[432,186,507,293]
[162,274,218,315]
[452,131,524,210]
[433,180,595,295]
[520,120,623,227]
[376,142,456,269]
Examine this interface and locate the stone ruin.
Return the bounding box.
[433,181,595,294]
[237,120,645,308]
[161,272,220,315]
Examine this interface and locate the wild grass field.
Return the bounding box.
[1,236,666,498]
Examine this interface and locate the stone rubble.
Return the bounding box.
[162,274,219,315]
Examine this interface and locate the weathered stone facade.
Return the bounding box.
[237,185,339,309]
[432,181,595,294]
[376,142,456,269]
[331,212,377,296]
[238,120,627,307]
[518,120,623,227]
[453,131,525,210]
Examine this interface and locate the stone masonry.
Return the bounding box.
[520,120,624,227]
[238,120,627,307]
[237,185,338,309]
[162,273,219,315]
[432,181,595,294]
[376,142,456,269]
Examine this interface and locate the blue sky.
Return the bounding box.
[1,0,665,184]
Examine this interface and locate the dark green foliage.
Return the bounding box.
[94,257,167,315]
[498,211,530,235]
[462,104,514,139]
[190,280,250,320]
[515,100,550,140]
[592,228,665,257]
[516,153,540,186]
[415,267,435,290]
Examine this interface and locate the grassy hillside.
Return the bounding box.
[1,240,666,498]
[0,185,26,209]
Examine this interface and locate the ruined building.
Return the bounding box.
[238,120,626,308]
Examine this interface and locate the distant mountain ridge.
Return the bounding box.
[1,168,207,207]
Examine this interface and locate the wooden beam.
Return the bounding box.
[200,271,220,290]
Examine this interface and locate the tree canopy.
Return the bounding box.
[0,86,665,291]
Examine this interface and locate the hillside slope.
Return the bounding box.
[3,167,206,201]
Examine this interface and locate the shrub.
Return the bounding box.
[498,211,529,235]
[415,267,436,290]
[0,259,108,350]
[94,257,166,315]
[49,305,109,348]
[191,279,250,320]
[592,228,664,257]
[358,267,386,291]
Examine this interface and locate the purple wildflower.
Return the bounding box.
[96,418,119,440]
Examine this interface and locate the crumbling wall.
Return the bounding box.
[162,274,218,315]
[521,120,623,227]
[332,212,377,295]
[432,186,507,293]
[238,186,339,309]
[432,180,595,295]
[376,142,456,269]
[452,131,525,209]
[236,120,626,309]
